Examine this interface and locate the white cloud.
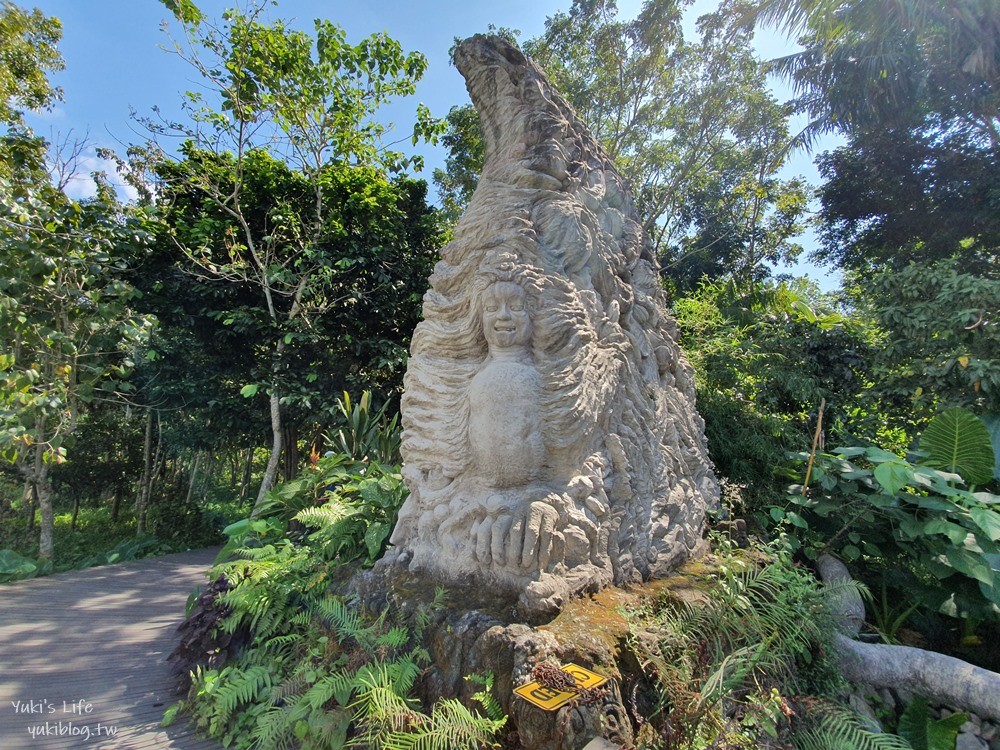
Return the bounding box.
[29,105,67,123]
[59,149,140,203]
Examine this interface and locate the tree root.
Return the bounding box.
[817,554,1000,722]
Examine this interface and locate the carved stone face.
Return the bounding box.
[482,281,531,350]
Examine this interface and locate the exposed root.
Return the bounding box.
[817,554,1000,722]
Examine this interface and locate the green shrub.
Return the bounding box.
[0,548,37,582]
[775,444,1000,622]
[173,454,506,749]
[234,454,405,568]
[673,279,876,516]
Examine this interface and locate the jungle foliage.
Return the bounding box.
[168,450,505,749]
[0,0,443,568]
[1,0,1000,745]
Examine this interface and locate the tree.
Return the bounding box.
[0,1,64,194]
[432,104,484,227]
[744,0,999,147]
[140,1,442,508]
[0,0,63,127]
[667,109,807,294]
[673,278,875,509]
[0,3,153,561]
[138,146,439,476]
[743,0,999,276]
[815,129,1000,275]
[745,0,999,428]
[0,164,152,560]
[435,0,807,291]
[859,261,1000,420]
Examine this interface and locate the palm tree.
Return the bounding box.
[741,0,1000,146]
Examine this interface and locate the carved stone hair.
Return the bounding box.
[389,35,719,616]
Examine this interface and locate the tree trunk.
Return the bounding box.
[229,450,239,486]
[172,456,185,490]
[141,415,165,533]
[833,634,1000,722]
[238,447,254,503]
[36,471,54,562]
[70,495,80,531]
[136,409,154,535]
[110,485,122,523]
[818,555,1000,722]
[26,488,36,532]
[186,452,202,505]
[21,476,36,529]
[282,423,299,481]
[202,452,219,504]
[33,432,54,561]
[253,392,284,514]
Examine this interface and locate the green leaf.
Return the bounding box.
[786,510,808,529]
[969,507,1000,542]
[873,461,912,495]
[223,519,250,538]
[159,0,204,25]
[923,518,972,544]
[294,719,309,739]
[982,414,1000,482]
[842,544,861,561]
[920,407,996,486]
[240,384,258,398]
[833,446,866,457]
[0,549,38,580]
[364,521,389,561]
[945,547,996,586]
[927,712,969,750]
[160,703,181,728]
[898,696,968,750]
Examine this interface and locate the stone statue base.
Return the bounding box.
[346,555,718,750]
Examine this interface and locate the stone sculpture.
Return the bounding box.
[387,35,719,616]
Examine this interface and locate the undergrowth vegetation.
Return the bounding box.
[0,498,239,582]
[677,278,1000,663]
[168,452,506,749]
[626,544,918,750]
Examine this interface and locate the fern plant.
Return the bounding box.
[793,702,914,750]
[182,578,502,749]
[234,455,407,568]
[627,544,884,750]
[172,450,502,750]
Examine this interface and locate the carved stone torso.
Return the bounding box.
[468,358,544,488]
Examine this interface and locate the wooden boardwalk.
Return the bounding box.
[0,548,223,749]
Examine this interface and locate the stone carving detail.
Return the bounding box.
[387,35,719,615]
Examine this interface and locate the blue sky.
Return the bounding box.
[27,0,840,289]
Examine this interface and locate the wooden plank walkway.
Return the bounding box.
[0,548,224,749]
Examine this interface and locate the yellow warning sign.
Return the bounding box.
[513,664,610,711]
[513,683,577,711]
[560,663,608,690]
